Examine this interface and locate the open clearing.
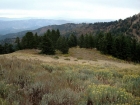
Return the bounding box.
[2,47,140,69]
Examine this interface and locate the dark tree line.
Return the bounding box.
[78,32,140,62]
[0,43,14,54]
[15,29,69,54]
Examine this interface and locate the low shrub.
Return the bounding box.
[87,84,134,105]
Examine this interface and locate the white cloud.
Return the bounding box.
[0,0,139,20]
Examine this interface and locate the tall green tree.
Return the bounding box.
[68,34,77,48]
[131,38,137,61]
[104,33,113,54]
[15,37,21,50]
[56,36,69,54]
[21,32,34,49]
[34,33,39,48]
[46,29,60,48]
[89,34,95,48]
[112,37,120,57]
[79,34,85,48]
[0,44,4,54]
[3,43,14,54]
[39,34,55,55]
[136,42,140,62]
[84,34,90,48]
[95,32,104,50]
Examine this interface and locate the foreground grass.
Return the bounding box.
[0,54,140,105]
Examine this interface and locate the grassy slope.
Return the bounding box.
[0,48,140,105]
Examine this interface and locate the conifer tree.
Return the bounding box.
[40,34,55,55]
[68,34,77,48]
[21,32,34,49]
[3,43,14,54]
[34,33,39,48]
[0,44,4,54]
[104,33,113,54]
[56,36,69,54]
[79,34,85,48]
[136,42,140,62]
[131,38,137,61]
[89,34,94,48]
[15,37,21,50]
[84,34,90,48]
[95,32,104,50]
[46,29,60,48]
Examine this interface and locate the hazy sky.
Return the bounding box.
[0,0,139,20]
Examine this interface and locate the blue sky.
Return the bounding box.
[0,0,139,20]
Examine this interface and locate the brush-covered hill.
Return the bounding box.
[0,47,140,104]
[0,13,140,41]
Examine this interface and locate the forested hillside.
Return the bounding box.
[0,13,139,41]
[21,13,140,39]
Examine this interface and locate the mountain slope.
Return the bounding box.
[0,13,140,41]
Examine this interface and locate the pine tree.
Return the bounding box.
[21,32,34,49]
[95,32,104,50]
[3,43,14,54]
[15,37,21,50]
[84,34,90,48]
[0,44,4,54]
[46,29,60,48]
[131,38,137,61]
[104,33,113,54]
[40,34,55,55]
[88,34,95,48]
[79,34,85,48]
[34,33,39,48]
[56,36,69,54]
[56,29,60,38]
[68,34,77,48]
[112,37,120,57]
[136,42,140,62]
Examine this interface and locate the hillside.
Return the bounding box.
[0,48,140,104]
[0,13,139,42]
[33,13,140,38]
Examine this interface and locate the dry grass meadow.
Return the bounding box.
[0,48,140,105]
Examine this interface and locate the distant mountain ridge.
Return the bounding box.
[0,19,71,35]
[0,13,140,41]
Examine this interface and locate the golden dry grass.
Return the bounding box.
[0,48,140,105]
[2,48,139,69]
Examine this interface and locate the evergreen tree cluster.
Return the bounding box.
[78,32,140,62]
[0,43,14,54]
[78,34,95,48]
[15,29,69,54]
[39,29,69,54]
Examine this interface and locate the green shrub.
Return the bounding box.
[0,98,9,105]
[123,75,140,96]
[42,64,56,73]
[40,88,81,105]
[87,84,134,105]
[64,58,70,60]
[53,56,59,59]
[0,81,9,99]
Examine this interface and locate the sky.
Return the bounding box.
[0,0,139,20]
